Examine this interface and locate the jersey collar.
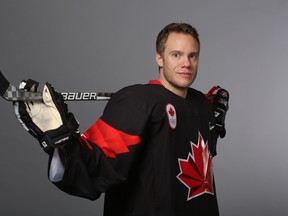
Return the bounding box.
[149,80,162,85]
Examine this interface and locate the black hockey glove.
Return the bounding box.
[206,86,229,138]
[13,80,79,154]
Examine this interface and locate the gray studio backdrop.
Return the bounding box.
[0,0,287,215]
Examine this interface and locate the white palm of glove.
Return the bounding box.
[22,83,63,132]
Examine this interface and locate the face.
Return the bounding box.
[156,32,199,98]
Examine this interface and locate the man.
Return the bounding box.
[14,23,229,215]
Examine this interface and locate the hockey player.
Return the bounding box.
[14,23,229,215]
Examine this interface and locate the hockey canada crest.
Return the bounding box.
[177,132,214,201]
[166,103,177,129]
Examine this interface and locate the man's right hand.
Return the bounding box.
[13,79,80,154]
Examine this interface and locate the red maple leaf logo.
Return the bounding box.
[177,132,214,200]
[169,107,175,116]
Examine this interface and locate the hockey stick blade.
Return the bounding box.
[0,71,113,102]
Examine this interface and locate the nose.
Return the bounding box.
[181,56,191,68]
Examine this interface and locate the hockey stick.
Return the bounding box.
[0,71,114,102]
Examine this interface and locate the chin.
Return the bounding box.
[180,80,195,88]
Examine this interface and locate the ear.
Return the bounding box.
[155,52,163,67]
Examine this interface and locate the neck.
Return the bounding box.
[158,78,188,98]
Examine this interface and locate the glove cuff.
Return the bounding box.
[39,113,79,153]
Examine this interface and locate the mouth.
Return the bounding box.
[178,72,192,77]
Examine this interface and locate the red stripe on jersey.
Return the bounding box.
[81,119,140,158]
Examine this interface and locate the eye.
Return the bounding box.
[190,53,199,60]
[172,52,181,58]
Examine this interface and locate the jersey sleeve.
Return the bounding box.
[49,85,152,200]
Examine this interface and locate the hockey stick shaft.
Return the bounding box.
[0,71,114,102]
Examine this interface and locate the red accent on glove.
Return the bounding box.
[205,85,220,104]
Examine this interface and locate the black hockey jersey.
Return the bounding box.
[51,81,219,216]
